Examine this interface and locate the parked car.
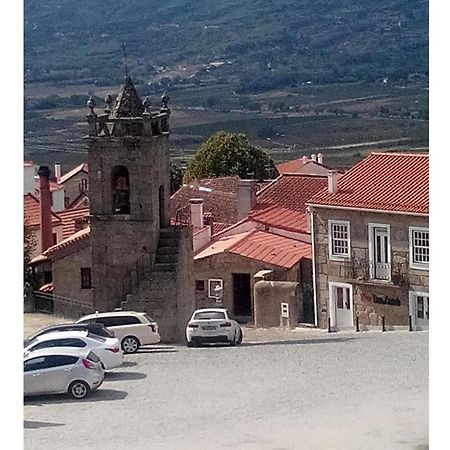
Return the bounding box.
[24,322,115,347]
[76,311,160,353]
[186,308,243,347]
[24,330,123,370]
[24,348,104,399]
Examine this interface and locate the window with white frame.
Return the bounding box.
[328,220,351,259]
[409,227,429,269]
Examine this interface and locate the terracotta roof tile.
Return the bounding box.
[59,163,88,184]
[308,152,429,214]
[31,226,91,264]
[277,158,332,175]
[229,231,311,268]
[257,173,328,213]
[171,176,269,225]
[56,207,90,239]
[24,193,62,227]
[249,205,308,233]
[195,230,311,268]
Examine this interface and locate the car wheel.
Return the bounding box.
[236,329,243,345]
[121,336,140,354]
[68,380,90,400]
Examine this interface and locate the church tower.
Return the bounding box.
[86,77,173,313]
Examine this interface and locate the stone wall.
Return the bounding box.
[194,253,299,318]
[88,134,171,312]
[312,207,429,329]
[254,280,299,328]
[63,172,89,206]
[52,242,94,318]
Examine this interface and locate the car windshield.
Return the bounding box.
[87,333,106,342]
[193,311,226,320]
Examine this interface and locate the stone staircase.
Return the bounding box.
[124,226,185,342]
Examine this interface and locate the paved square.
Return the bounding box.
[24,329,428,450]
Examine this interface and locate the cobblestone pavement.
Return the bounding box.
[23,318,428,450]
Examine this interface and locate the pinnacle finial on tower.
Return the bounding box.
[87,95,96,115]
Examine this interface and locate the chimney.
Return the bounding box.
[38,166,54,252]
[327,170,339,194]
[317,153,323,164]
[302,155,308,164]
[54,162,62,183]
[189,198,204,229]
[237,179,258,221]
[311,153,317,162]
[306,206,312,234]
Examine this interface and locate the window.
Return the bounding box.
[409,227,429,269]
[52,233,58,246]
[328,220,351,259]
[95,315,141,327]
[112,165,130,214]
[195,280,205,291]
[24,357,46,372]
[79,178,89,193]
[193,311,226,320]
[208,279,223,299]
[30,338,86,351]
[80,268,92,289]
[64,197,71,208]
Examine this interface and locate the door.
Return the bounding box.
[373,226,390,280]
[329,283,353,328]
[410,293,429,330]
[232,273,252,317]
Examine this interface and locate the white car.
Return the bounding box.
[76,311,160,353]
[186,308,243,347]
[24,348,104,399]
[24,330,123,370]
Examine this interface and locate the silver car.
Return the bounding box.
[24,348,104,399]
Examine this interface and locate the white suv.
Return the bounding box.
[76,311,160,353]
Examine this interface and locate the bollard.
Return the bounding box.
[355,316,360,332]
[409,315,413,332]
[381,315,386,332]
[328,317,332,333]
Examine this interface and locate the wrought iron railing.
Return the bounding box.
[342,255,409,286]
[174,204,191,226]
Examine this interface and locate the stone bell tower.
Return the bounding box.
[86,77,172,312]
[86,77,195,343]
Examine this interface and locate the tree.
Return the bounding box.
[170,162,185,195]
[183,131,278,183]
[24,224,37,286]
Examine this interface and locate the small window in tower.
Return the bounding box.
[80,268,92,289]
[112,165,130,214]
[79,178,89,193]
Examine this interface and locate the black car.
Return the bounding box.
[24,322,115,347]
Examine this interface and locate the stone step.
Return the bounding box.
[153,263,177,272]
[155,254,178,264]
[159,228,182,237]
[157,246,180,255]
[150,271,177,280]
[158,238,180,248]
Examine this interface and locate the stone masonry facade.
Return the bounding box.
[312,207,429,329]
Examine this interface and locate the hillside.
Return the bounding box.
[25,0,428,91]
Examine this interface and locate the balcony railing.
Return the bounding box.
[343,256,409,286]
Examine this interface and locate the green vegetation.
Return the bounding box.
[25,0,428,90]
[24,225,37,286]
[183,132,278,182]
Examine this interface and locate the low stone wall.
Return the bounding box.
[53,296,95,320]
[254,280,299,328]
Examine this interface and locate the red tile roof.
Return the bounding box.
[66,192,90,209]
[59,163,88,184]
[195,230,311,268]
[24,193,62,227]
[56,207,90,239]
[35,179,64,193]
[277,158,332,175]
[257,173,328,213]
[308,152,429,215]
[249,204,308,234]
[30,226,91,264]
[171,176,269,225]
